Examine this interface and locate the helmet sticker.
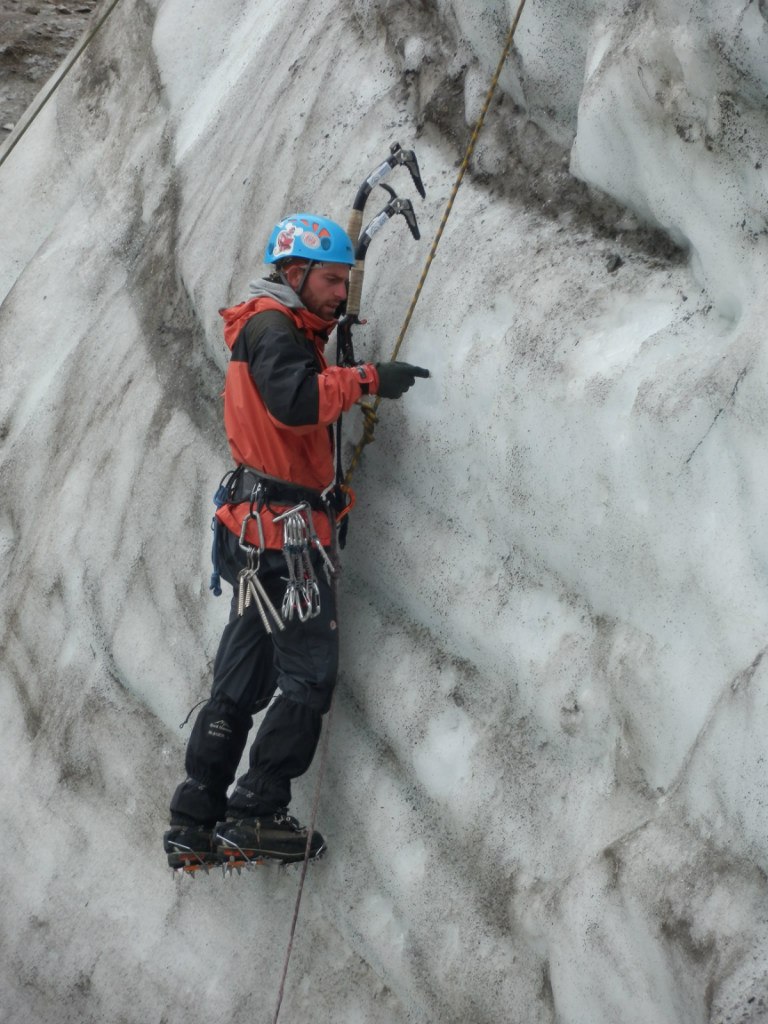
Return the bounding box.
[274,223,299,256]
[302,231,321,250]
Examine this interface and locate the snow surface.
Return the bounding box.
[1,0,768,1021]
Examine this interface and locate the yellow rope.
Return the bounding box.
[344,0,529,484]
[0,0,125,172]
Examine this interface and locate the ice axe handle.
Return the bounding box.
[346,261,365,318]
[346,209,364,249]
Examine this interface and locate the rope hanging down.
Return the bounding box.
[271,5,529,1022]
[344,0,529,485]
[271,692,337,1024]
[0,0,125,172]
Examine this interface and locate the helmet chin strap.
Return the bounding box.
[279,260,315,301]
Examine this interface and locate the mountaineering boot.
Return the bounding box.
[215,810,326,868]
[163,823,221,873]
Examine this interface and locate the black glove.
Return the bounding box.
[375,361,430,399]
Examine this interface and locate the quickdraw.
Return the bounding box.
[236,504,285,634]
[235,490,338,627]
[277,501,337,622]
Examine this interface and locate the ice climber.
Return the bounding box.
[164,213,430,869]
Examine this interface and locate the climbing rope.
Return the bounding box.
[271,581,339,1024]
[0,0,125,172]
[344,0,529,485]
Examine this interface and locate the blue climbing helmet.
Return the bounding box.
[265,213,355,266]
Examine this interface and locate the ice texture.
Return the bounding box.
[1,1,767,1022]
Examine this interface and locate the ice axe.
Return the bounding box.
[337,185,421,367]
[341,142,424,358]
[331,153,424,538]
[346,141,425,248]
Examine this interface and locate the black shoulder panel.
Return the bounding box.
[239,311,321,426]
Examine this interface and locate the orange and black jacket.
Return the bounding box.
[215,283,378,549]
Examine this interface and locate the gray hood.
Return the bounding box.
[247,277,304,309]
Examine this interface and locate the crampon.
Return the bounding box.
[164,813,326,877]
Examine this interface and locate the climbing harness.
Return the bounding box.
[210,463,342,629]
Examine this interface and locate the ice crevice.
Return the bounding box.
[662,644,768,803]
[526,628,767,901]
[683,364,750,466]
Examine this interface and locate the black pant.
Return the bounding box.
[169,525,338,826]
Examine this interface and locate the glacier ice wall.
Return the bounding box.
[1,1,768,1022]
